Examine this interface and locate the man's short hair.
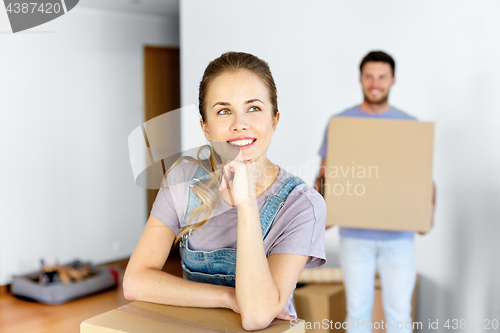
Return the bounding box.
[360,51,395,76]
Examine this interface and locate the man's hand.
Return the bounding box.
[418,182,436,235]
[314,177,324,195]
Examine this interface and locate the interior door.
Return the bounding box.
[143,46,180,220]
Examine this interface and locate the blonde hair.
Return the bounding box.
[162,145,222,244]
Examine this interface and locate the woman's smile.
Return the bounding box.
[227,137,257,149]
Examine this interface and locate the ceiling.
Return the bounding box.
[78,0,179,18]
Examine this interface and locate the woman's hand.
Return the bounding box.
[217,155,259,206]
[275,309,294,321]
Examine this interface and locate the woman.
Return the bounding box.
[123,52,326,331]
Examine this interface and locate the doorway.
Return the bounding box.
[143,46,180,218]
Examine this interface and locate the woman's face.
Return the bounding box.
[200,69,279,163]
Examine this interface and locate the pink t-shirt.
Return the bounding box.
[151,161,326,316]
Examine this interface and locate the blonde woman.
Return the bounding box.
[123,52,326,331]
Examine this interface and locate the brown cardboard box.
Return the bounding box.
[293,276,419,332]
[81,301,303,333]
[298,267,343,284]
[293,284,346,332]
[324,118,434,232]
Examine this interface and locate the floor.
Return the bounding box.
[0,255,183,333]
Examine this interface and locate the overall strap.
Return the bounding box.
[182,166,212,229]
[259,176,304,240]
[182,166,305,240]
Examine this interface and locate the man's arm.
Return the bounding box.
[315,158,334,230]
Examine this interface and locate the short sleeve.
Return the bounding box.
[319,123,329,160]
[151,185,181,236]
[267,186,327,269]
[150,161,198,237]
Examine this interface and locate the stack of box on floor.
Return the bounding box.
[81,301,304,333]
[294,281,345,332]
[293,267,418,333]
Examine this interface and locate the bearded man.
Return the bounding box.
[316,51,435,333]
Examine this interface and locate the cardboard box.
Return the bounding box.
[293,284,346,332]
[325,118,434,232]
[298,267,343,284]
[293,276,419,332]
[81,301,304,333]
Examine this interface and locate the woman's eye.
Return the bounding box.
[218,109,230,115]
[248,106,261,112]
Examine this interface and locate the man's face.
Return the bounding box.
[360,61,395,105]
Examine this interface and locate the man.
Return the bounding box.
[315,51,435,333]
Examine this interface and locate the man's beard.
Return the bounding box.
[363,91,389,105]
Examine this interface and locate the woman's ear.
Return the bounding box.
[271,112,280,133]
[200,119,211,141]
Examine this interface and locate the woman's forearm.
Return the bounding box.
[123,267,235,309]
[235,198,284,329]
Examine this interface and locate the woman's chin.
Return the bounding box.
[221,152,252,163]
[217,152,256,164]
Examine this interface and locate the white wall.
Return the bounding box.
[0,7,179,284]
[180,0,500,329]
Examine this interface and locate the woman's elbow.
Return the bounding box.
[122,272,140,301]
[241,312,273,331]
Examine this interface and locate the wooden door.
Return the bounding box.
[143,46,180,219]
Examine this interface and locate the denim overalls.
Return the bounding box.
[179,166,304,288]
